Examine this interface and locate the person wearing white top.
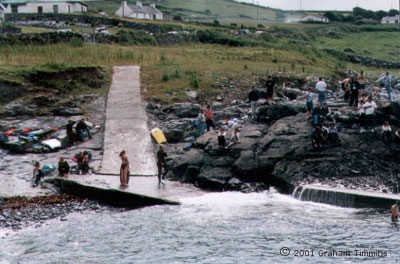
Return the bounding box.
[382,121,392,142]
[358,101,366,133]
[315,77,327,104]
[363,98,377,130]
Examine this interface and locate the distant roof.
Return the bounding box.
[0,0,89,4]
[127,3,161,15]
[381,15,400,21]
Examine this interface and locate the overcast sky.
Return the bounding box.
[237,0,398,11]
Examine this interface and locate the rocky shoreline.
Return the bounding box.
[0,194,125,231]
[146,75,400,194]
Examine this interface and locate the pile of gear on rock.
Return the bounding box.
[0,119,98,154]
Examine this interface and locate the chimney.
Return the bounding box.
[136,1,142,7]
[150,3,156,8]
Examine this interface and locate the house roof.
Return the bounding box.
[381,15,399,21]
[0,0,89,4]
[127,3,161,15]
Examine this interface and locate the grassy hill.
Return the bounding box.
[88,0,285,24]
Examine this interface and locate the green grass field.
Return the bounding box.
[87,0,281,22]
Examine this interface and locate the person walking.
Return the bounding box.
[391,201,399,223]
[198,109,207,136]
[349,77,359,108]
[265,75,275,104]
[305,88,313,120]
[32,161,44,187]
[384,72,392,101]
[156,145,168,185]
[248,86,259,119]
[205,105,215,132]
[357,70,368,97]
[58,157,70,177]
[119,150,130,186]
[315,77,327,104]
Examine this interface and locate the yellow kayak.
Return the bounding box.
[151,128,167,144]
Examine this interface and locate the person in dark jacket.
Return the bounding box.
[66,120,78,145]
[157,145,168,185]
[349,77,360,108]
[76,119,92,142]
[58,157,70,177]
[248,86,259,120]
[264,75,275,104]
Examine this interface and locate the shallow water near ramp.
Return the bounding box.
[0,191,398,263]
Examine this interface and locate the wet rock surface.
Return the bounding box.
[0,195,126,231]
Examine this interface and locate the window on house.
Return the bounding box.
[53,5,58,14]
[37,6,43,13]
[11,5,18,13]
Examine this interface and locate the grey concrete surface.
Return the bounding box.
[101,66,157,176]
[51,175,206,202]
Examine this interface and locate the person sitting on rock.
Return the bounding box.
[328,123,339,145]
[312,102,322,126]
[205,105,215,132]
[311,126,323,148]
[395,128,400,144]
[321,103,334,123]
[228,128,240,148]
[76,119,90,142]
[58,157,70,177]
[382,121,392,143]
[218,128,226,148]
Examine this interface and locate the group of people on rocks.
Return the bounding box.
[307,70,400,148]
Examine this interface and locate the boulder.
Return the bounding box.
[284,88,303,100]
[257,104,304,121]
[185,90,198,99]
[170,103,201,118]
[196,167,233,189]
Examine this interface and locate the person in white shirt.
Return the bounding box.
[382,121,392,142]
[315,77,327,104]
[363,97,377,130]
[358,101,366,133]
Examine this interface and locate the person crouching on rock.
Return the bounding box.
[218,128,226,148]
[58,157,70,177]
[157,145,168,185]
[311,126,323,149]
[119,150,130,187]
[391,201,399,223]
[228,128,240,148]
[32,161,44,187]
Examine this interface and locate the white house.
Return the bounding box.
[0,4,5,22]
[0,0,87,14]
[115,1,163,20]
[300,15,329,23]
[381,15,399,24]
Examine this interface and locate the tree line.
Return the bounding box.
[324,7,399,24]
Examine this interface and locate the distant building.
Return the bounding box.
[300,15,329,23]
[0,4,5,22]
[286,14,329,24]
[115,1,163,20]
[0,0,88,14]
[381,15,399,24]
